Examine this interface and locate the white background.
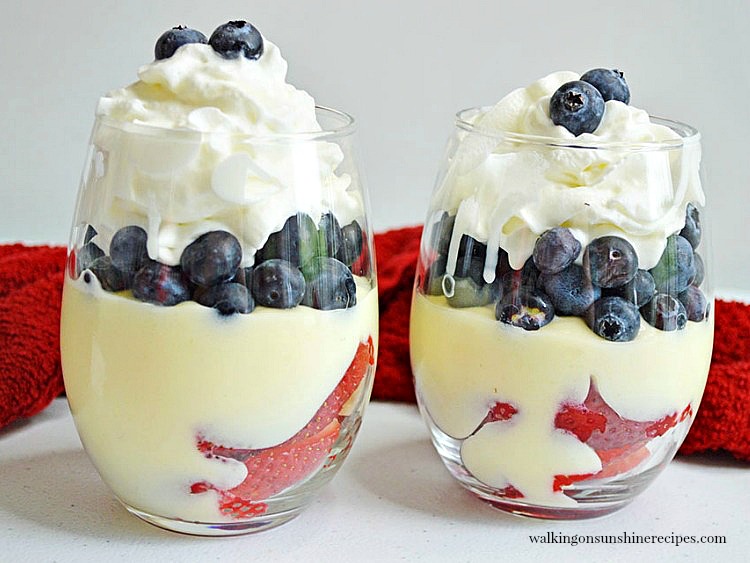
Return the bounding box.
[1,0,748,289]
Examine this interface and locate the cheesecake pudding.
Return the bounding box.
[60,21,377,534]
[410,70,712,518]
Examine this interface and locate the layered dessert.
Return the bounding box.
[410,70,713,511]
[60,21,377,524]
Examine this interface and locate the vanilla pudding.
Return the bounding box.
[411,293,712,507]
[61,275,377,521]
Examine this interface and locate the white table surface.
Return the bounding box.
[0,398,747,562]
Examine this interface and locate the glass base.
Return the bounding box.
[123,503,302,536]
[465,483,634,520]
[418,397,683,521]
[114,378,374,537]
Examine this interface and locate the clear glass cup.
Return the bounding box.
[60,107,378,535]
[410,108,713,519]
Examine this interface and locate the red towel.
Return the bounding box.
[0,244,67,429]
[1,233,747,462]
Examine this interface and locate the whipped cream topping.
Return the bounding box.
[90,41,361,266]
[432,71,704,278]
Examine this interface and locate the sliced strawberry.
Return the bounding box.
[555,379,688,451]
[471,401,519,435]
[554,404,607,442]
[191,337,374,518]
[498,484,524,499]
[189,482,267,519]
[553,444,651,491]
[553,473,594,492]
[594,445,649,479]
[299,336,373,438]
[486,402,518,423]
[552,378,692,490]
[217,494,267,519]
[229,419,341,501]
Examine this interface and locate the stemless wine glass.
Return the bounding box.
[60,107,378,535]
[410,108,713,519]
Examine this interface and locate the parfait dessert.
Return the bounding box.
[410,70,713,518]
[60,21,377,535]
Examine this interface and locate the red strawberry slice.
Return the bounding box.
[553,378,692,490]
[594,445,650,479]
[217,494,268,519]
[228,419,341,501]
[188,482,268,518]
[471,401,519,435]
[299,336,374,438]
[498,484,524,499]
[553,473,594,492]
[553,445,651,491]
[191,337,374,518]
[485,402,518,423]
[554,404,607,442]
[555,379,688,451]
[197,337,373,459]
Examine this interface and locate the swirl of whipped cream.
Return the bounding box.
[433,71,704,278]
[90,41,361,266]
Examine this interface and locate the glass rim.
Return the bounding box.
[454,106,701,151]
[95,105,357,142]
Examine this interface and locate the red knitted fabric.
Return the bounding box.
[0,245,67,429]
[371,226,423,403]
[680,301,750,458]
[0,234,747,463]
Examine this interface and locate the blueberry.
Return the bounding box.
[640,293,688,331]
[195,283,255,316]
[429,212,456,257]
[533,227,582,274]
[233,266,254,291]
[502,257,542,295]
[154,26,207,60]
[257,214,318,268]
[317,212,344,259]
[251,259,306,309]
[209,20,264,60]
[604,269,656,308]
[447,277,500,309]
[540,264,599,316]
[550,81,605,136]
[679,203,702,249]
[424,255,447,296]
[110,225,148,274]
[83,225,97,244]
[76,242,105,275]
[132,262,190,306]
[180,230,242,287]
[588,296,640,342]
[580,68,631,104]
[89,256,131,292]
[496,289,554,331]
[678,286,707,322]
[584,236,638,288]
[302,257,357,310]
[692,252,705,287]
[649,235,695,294]
[337,221,364,266]
[495,247,513,280]
[454,235,488,285]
